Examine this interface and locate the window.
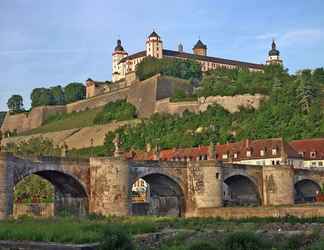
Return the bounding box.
[216,173,219,179]
[310,152,317,158]
[299,152,304,157]
[276,160,280,165]
[222,154,228,160]
[260,150,265,156]
[272,148,277,155]
[246,150,251,157]
[319,162,323,167]
[272,160,275,165]
[311,162,317,166]
[234,153,238,159]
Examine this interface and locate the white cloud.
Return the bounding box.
[280,29,324,46]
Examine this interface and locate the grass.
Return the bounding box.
[20,108,104,136]
[1,215,324,248]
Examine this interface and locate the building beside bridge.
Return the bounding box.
[126,138,323,169]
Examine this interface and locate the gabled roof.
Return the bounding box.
[216,138,301,161]
[125,138,302,162]
[290,138,324,160]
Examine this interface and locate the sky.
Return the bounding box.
[0,0,324,111]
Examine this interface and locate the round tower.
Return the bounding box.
[112,39,128,82]
[266,40,283,65]
[146,30,163,59]
[193,39,207,56]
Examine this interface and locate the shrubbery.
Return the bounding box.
[102,65,324,154]
[136,57,202,81]
[99,224,134,250]
[94,100,137,125]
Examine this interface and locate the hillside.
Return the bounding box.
[3,65,324,158]
[0,112,6,128]
[101,65,324,155]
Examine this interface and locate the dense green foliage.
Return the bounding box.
[4,137,61,157]
[7,95,24,113]
[104,106,232,154]
[136,57,202,81]
[196,65,291,96]
[94,100,137,124]
[0,112,6,127]
[102,66,324,153]
[31,83,85,108]
[15,175,54,203]
[99,224,134,250]
[64,82,86,104]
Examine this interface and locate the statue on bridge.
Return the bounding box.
[113,133,123,158]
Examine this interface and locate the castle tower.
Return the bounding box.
[112,39,128,82]
[266,40,283,65]
[146,31,163,59]
[193,40,207,56]
[178,43,184,52]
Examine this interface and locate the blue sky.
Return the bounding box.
[0,0,323,111]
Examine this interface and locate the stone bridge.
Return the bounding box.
[1,152,324,219]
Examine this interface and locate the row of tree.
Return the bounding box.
[7,82,86,113]
[136,56,202,81]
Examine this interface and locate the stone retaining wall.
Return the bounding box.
[155,94,267,115]
[191,206,324,219]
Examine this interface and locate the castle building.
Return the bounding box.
[266,40,283,65]
[112,31,283,82]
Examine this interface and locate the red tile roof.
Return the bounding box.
[126,138,303,162]
[290,138,324,160]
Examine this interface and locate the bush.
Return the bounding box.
[99,224,134,250]
[136,57,202,81]
[188,241,219,250]
[223,232,270,250]
[94,100,137,124]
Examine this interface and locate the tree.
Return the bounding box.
[7,95,24,113]
[50,85,65,105]
[296,71,316,114]
[31,88,54,107]
[64,83,86,103]
[135,57,202,81]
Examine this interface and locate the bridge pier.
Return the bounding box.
[89,158,131,216]
[187,160,223,215]
[262,166,294,206]
[0,153,13,219]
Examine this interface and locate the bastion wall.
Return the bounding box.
[1,74,266,134]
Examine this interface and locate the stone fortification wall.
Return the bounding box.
[1,120,139,150]
[155,94,266,115]
[1,74,267,134]
[1,106,66,134]
[66,87,129,113]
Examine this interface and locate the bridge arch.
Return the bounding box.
[224,174,261,206]
[12,162,89,216]
[295,179,321,203]
[131,170,186,217]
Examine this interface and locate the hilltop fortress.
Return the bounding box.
[111,31,282,82]
[1,31,282,134]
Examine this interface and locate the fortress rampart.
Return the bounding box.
[1,74,266,134]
